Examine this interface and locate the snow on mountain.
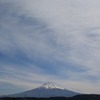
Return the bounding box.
[8,82,80,98]
[39,82,64,89]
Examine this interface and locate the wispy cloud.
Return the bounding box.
[15,0,100,79]
[1,0,100,95]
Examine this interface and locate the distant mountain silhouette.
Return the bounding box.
[1,94,100,100]
[7,82,80,97]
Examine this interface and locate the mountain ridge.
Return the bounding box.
[38,82,64,89]
[7,82,80,98]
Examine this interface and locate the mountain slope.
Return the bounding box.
[8,82,80,98]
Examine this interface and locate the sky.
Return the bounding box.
[1,0,100,95]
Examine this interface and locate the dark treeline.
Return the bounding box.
[1,94,100,100]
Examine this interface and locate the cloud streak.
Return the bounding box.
[15,0,100,78]
[1,0,100,95]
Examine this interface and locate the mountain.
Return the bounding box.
[8,82,80,98]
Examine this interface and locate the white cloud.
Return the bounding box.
[1,62,100,94]
[13,0,100,69]
[1,0,100,94]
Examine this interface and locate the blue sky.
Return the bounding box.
[1,0,100,95]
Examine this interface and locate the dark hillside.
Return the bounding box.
[1,94,100,100]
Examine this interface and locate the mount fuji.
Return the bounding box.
[8,82,80,98]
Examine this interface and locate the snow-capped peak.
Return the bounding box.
[7,82,80,98]
[40,82,64,89]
